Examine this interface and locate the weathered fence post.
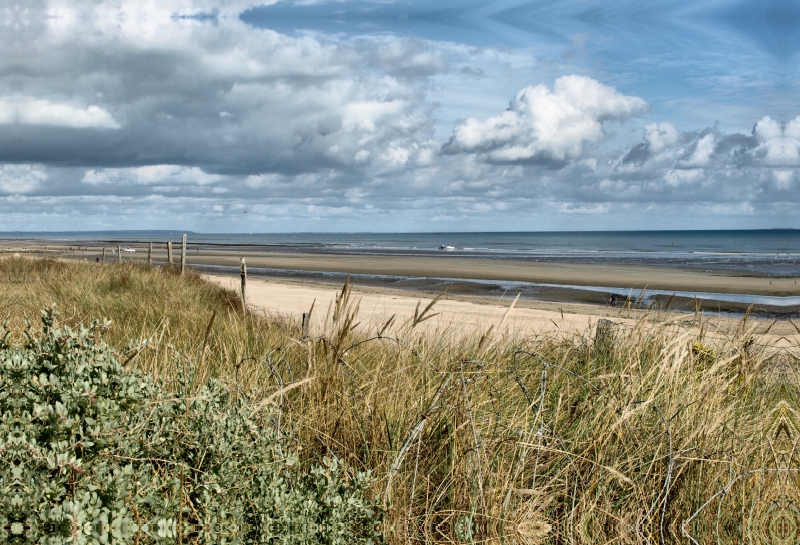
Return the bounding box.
[117,245,122,263]
[167,241,173,264]
[301,300,315,338]
[595,319,615,350]
[101,247,106,264]
[148,242,153,266]
[181,234,186,275]
[240,258,247,313]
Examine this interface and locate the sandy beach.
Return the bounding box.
[203,273,790,340]
[206,273,628,336]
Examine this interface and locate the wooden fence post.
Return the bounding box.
[595,319,615,350]
[117,245,122,263]
[181,234,186,275]
[167,241,173,264]
[301,300,315,338]
[148,242,152,266]
[240,258,247,313]
[101,247,106,264]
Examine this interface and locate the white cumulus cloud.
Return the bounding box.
[83,165,222,186]
[594,115,800,201]
[753,116,800,166]
[442,75,648,162]
[679,133,716,166]
[643,122,681,153]
[0,97,120,129]
[0,165,48,194]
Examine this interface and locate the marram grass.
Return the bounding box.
[0,256,792,545]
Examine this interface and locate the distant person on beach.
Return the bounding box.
[609,294,617,307]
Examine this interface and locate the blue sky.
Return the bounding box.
[0,0,798,231]
[242,0,798,130]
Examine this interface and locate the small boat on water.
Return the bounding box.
[439,245,455,251]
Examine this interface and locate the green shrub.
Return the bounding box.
[0,307,383,545]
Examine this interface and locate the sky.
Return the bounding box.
[1,0,799,232]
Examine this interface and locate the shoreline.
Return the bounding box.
[4,240,800,317]
[3,231,800,279]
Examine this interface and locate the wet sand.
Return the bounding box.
[196,251,798,295]
[13,242,796,294]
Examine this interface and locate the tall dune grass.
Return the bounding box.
[0,256,788,544]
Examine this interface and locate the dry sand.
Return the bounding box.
[203,274,786,340]
[206,274,612,337]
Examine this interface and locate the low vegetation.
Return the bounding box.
[1,308,382,544]
[0,257,786,544]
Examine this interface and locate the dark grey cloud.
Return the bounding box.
[0,1,442,181]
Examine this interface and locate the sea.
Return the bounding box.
[2,229,799,277]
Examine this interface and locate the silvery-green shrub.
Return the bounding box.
[0,308,383,544]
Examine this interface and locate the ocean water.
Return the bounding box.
[3,229,799,276]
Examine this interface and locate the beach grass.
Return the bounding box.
[1,256,782,544]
